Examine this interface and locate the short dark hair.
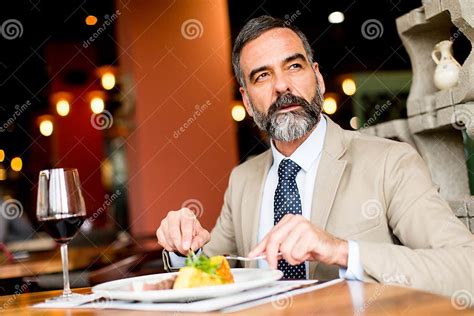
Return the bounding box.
[232,15,314,88]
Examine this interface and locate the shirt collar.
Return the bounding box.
[270,115,327,172]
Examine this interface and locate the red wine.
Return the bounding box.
[39,215,85,243]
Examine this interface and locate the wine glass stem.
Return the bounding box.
[60,244,72,297]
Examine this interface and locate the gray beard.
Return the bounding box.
[248,86,323,142]
[267,111,316,142]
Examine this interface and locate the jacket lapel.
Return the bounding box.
[309,116,348,277]
[241,150,272,268]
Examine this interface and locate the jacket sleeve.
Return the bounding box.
[202,169,238,266]
[357,142,474,297]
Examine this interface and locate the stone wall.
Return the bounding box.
[361,0,474,233]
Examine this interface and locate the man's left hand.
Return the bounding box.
[248,214,349,269]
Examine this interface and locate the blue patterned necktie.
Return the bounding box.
[273,158,306,280]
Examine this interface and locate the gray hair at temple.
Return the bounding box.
[232,15,315,88]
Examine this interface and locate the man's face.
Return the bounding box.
[239,28,325,142]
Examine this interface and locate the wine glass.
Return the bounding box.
[36,168,87,301]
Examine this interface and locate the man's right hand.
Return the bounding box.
[156,208,210,255]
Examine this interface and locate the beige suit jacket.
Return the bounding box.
[203,115,474,297]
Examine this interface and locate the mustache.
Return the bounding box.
[267,93,310,116]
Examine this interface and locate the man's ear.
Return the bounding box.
[239,86,254,117]
[312,62,326,95]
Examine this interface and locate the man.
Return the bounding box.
[157,15,474,297]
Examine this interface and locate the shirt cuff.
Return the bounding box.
[338,240,364,281]
[169,248,202,268]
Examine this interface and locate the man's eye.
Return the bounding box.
[289,63,302,70]
[256,72,269,82]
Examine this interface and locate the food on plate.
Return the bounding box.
[130,252,235,291]
[138,275,177,291]
[173,252,234,289]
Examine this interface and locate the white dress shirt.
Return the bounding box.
[256,116,326,277]
[171,116,363,280]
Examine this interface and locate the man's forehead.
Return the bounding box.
[240,28,307,72]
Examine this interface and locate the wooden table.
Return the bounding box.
[0,281,470,315]
[0,246,120,280]
[0,237,163,280]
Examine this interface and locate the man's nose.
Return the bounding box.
[273,73,291,96]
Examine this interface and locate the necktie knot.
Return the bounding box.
[278,159,301,180]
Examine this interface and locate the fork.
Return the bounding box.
[224,252,282,261]
[186,248,279,261]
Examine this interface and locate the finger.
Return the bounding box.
[159,219,170,244]
[157,226,174,252]
[249,215,300,258]
[190,228,210,251]
[191,233,206,252]
[167,211,185,254]
[264,216,305,268]
[179,209,196,250]
[190,235,203,251]
[161,220,179,252]
[280,225,307,265]
[248,234,269,257]
[195,220,209,239]
[291,234,312,263]
[156,224,163,243]
[265,235,281,269]
[273,213,297,230]
[249,215,305,258]
[272,215,305,241]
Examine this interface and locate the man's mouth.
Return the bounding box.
[277,103,302,113]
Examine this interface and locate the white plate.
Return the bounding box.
[92,268,283,302]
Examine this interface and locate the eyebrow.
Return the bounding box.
[248,53,308,83]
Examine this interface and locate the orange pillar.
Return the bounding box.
[116,0,238,236]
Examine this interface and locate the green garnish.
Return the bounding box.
[184,250,221,275]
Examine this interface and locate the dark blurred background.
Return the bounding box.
[1,0,470,242]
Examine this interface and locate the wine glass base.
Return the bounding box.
[45,292,84,302]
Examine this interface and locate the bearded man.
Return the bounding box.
[156,15,474,297]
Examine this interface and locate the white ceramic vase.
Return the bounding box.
[431,40,461,90]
